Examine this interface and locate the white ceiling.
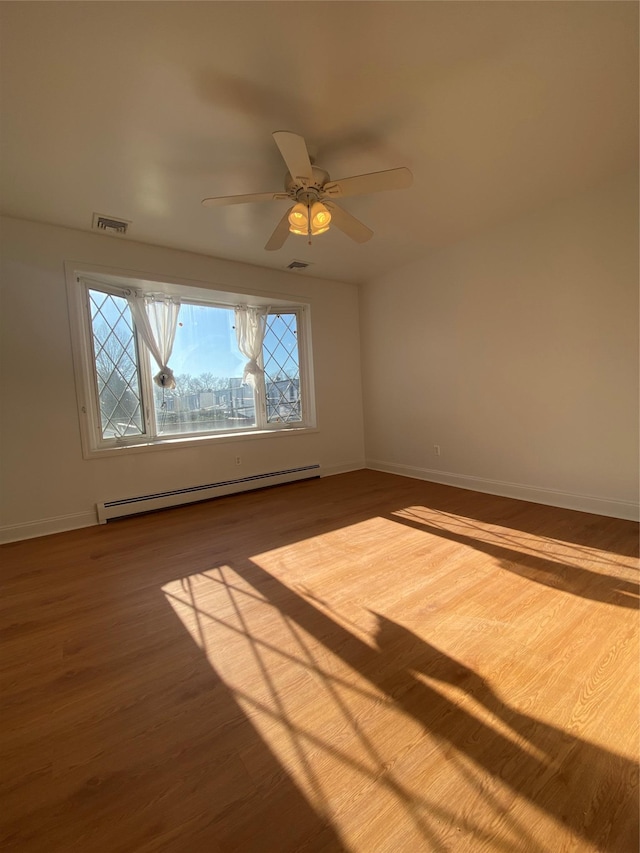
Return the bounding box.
[1,2,637,284]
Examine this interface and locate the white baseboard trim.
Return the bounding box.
[3,461,635,543]
[321,461,367,477]
[366,459,639,522]
[0,511,98,544]
[0,463,365,543]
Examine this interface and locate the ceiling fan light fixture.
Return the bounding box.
[288,200,332,237]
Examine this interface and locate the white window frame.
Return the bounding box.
[66,264,317,458]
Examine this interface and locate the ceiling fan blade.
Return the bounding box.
[324,202,373,243]
[272,131,313,183]
[322,167,413,199]
[202,192,288,207]
[265,208,292,251]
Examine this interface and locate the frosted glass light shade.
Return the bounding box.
[310,202,331,233]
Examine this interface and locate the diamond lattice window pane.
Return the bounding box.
[263,313,302,423]
[89,290,144,439]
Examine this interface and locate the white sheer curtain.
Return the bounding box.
[234,305,269,388]
[127,294,181,389]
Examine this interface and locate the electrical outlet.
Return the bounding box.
[235,456,241,465]
[433,445,441,456]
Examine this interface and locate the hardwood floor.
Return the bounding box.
[1,470,638,852]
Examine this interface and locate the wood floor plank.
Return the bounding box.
[1,470,638,851]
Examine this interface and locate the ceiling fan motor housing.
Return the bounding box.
[285,167,330,203]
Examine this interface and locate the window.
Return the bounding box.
[69,271,315,455]
[89,288,145,439]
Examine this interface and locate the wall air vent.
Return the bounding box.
[92,213,130,235]
[286,259,311,270]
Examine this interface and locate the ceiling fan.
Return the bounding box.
[202,131,413,251]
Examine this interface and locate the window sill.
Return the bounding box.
[83,425,319,459]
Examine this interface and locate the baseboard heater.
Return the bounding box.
[96,464,321,524]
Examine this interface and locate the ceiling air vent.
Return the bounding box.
[286,259,311,270]
[92,213,130,235]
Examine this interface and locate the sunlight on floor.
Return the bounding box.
[391,505,639,584]
[161,518,634,853]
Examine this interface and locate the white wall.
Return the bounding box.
[3,170,637,540]
[360,171,639,520]
[0,218,366,540]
